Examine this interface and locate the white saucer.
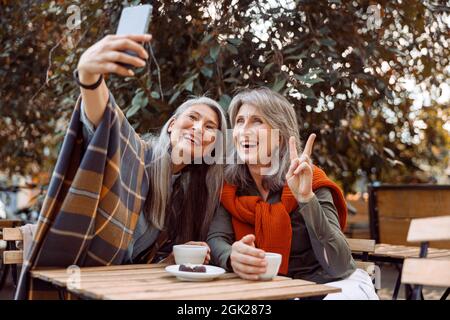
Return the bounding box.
[165,265,226,282]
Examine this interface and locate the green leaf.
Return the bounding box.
[201,33,213,45]
[203,56,215,64]
[330,72,338,85]
[151,91,160,99]
[285,53,307,61]
[227,38,242,46]
[386,47,408,57]
[272,78,286,92]
[320,38,336,47]
[184,73,199,84]
[226,44,238,55]
[223,77,240,83]
[126,104,141,118]
[210,46,220,61]
[201,66,213,78]
[185,80,194,92]
[283,44,304,55]
[182,73,198,92]
[131,121,140,130]
[263,62,274,75]
[295,73,325,85]
[318,26,331,35]
[300,87,316,99]
[132,91,145,105]
[218,94,232,110]
[127,92,147,118]
[169,90,181,105]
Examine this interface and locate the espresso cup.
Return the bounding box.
[173,244,208,265]
[259,252,282,280]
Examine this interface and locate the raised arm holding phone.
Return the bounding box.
[16,5,228,300]
[76,4,153,127]
[77,34,151,127]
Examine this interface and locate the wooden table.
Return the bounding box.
[30,264,341,300]
[367,244,450,299]
[373,244,450,260]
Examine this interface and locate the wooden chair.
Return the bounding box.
[345,195,370,239]
[367,184,450,299]
[0,220,23,289]
[407,215,450,244]
[1,226,24,289]
[2,227,24,264]
[401,215,450,300]
[347,238,378,287]
[368,184,450,248]
[0,219,22,243]
[347,238,375,261]
[0,219,22,229]
[402,259,450,300]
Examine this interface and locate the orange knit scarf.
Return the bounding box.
[220,166,347,275]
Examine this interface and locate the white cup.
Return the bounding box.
[259,252,282,280]
[173,244,208,265]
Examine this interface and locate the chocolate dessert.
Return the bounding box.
[179,264,207,273]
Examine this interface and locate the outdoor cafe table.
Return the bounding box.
[365,244,450,299]
[372,244,450,261]
[30,264,341,300]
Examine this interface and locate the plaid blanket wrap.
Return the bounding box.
[15,93,151,299]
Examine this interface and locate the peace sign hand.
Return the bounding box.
[286,134,316,203]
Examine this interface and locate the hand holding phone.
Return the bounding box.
[116,4,153,69]
[77,5,152,81]
[77,34,151,80]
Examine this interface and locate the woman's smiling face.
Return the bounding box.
[233,103,277,166]
[168,104,219,163]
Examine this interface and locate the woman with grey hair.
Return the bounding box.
[21,33,226,279]
[74,34,229,264]
[207,87,378,300]
[18,34,231,299]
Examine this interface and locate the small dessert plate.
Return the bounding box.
[165,265,226,282]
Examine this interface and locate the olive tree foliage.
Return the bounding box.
[0,0,449,192]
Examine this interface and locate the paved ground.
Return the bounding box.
[1,263,447,300]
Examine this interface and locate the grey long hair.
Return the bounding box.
[225,87,301,191]
[144,97,227,242]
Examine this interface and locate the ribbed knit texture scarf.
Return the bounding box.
[220,165,347,275]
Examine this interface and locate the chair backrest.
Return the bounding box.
[0,219,22,229]
[407,216,450,243]
[401,258,450,288]
[0,219,22,252]
[345,194,371,239]
[368,184,450,248]
[2,227,23,265]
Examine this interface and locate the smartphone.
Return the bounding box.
[116,4,153,69]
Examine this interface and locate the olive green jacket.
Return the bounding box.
[207,183,356,283]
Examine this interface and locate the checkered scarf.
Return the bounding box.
[15,93,151,299]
